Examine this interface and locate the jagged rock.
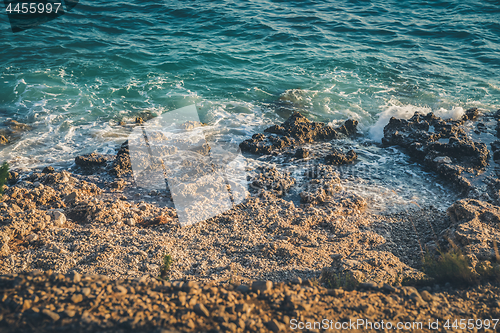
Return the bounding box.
[239,133,296,155]
[491,141,500,160]
[4,119,31,132]
[7,171,18,185]
[325,149,357,165]
[112,141,132,177]
[240,112,358,155]
[42,166,55,174]
[294,148,309,159]
[445,199,500,261]
[0,135,8,145]
[249,167,296,197]
[75,153,108,168]
[382,111,489,191]
[463,107,480,121]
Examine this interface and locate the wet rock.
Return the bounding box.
[42,166,55,174]
[0,120,32,146]
[64,192,78,203]
[463,107,480,121]
[179,121,204,130]
[240,112,358,155]
[382,112,489,191]
[294,148,309,159]
[7,171,18,185]
[4,119,31,132]
[75,152,108,168]
[491,141,500,161]
[325,149,357,165]
[112,141,132,177]
[109,179,126,191]
[240,133,296,155]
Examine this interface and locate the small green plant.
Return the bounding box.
[421,247,476,287]
[404,241,500,288]
[0,162,8,198]
[159,254,173,281]
[321,270,359,290]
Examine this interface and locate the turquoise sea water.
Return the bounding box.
[0,0,499,169]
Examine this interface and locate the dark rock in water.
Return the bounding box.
[240,133,296,155]
[463,107,480,121]
[7,171,18,185]
[75,153,108,167]
[491,141,500,161]
[382,112,489,191]
[112,141,132,177]
[4,119,31,132]
[241,112,358,155]
[0,119,32,146]
[325,149,357,165]
[336,119,359,137]
[295,148,310,159]
[42,166,55,174]
[268,112,338,143]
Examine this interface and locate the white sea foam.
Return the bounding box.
[369,99,465,142]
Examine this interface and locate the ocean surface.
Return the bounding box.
[1,0,499,211]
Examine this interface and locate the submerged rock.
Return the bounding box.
[0,135,8,145]
[0,119,32,146]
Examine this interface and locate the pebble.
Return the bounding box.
[42,309,60,322]
[0,272,498,332]
[235,284,250,293]
[26,233,38,242]
[71,294,83,304]
[52,211,66,227]
[193,303,209,317]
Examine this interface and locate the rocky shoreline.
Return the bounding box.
[1,271,500,333]
[1,109,500,331]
